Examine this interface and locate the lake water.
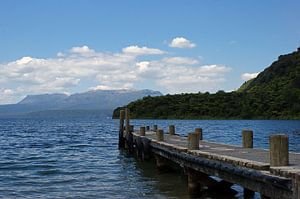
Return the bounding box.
[0,116,300,198]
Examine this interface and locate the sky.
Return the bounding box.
[0,0,299,104]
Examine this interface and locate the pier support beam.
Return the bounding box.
[269,134,289,167]
[169,125,175,135]
[124,108,134,152]
[154,155,167,169]
[118,110,125,149]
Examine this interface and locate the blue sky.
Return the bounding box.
[0,0,299,104]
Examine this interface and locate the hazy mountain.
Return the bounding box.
[0,89,162,117]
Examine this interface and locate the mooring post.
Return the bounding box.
[188,133,199,150]
[118,110,125,148]
[156,129,164,141]
[269,134,289,166]
[242,131,255,197]
[124,108,133,152]
[146,126,150,131]
[169,125,175,135]
[242,130,253,148]
[125,108,130,136]
[195,128,203,140]
[153,125,158,132]
[140,126,146,136]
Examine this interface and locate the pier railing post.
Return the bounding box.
[195,128,203,140]
[242,130,253,148]
[156,129,164,141]
[169,125,175,135]
[118,110,125,148]
[188,133,199,150]
[140,126,146,136]
[269,134,289,167]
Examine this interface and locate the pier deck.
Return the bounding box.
[137,131,300,172]
[118,109,300,199]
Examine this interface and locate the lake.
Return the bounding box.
[0,116,299,198]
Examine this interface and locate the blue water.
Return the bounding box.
[0,116,299,198]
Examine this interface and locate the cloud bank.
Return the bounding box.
[0,45,231,104]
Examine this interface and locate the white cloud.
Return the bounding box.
[122,45,165,55]
[169,37,196,48]
[162,57,199,65]
[135,60,231,93]
[241,72,259,81]
[90,85,114,91]
[0,88,16,104]
[70,45,95,54]
[0,44,231,103]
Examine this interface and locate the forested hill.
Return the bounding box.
[113,48,300,119]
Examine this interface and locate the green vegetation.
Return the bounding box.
[113,48,300,119]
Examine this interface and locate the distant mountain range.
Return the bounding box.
[0,89,162,117]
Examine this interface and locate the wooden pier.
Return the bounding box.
[118,109,300,199]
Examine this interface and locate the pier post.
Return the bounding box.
[118,110,125,148]
[153,125,158,132]
[124,108,134,152]
[242,130,255,197]
[156,129,164,141]
[195,128,203,140]
[140,126,146,136]
[188,133,199,150]
[169,125,175,135]
[242,130,253,148]
[269,134,289,166]
[125,108,130,136]
[146,126,150,131]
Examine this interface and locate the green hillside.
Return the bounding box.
[113,48,300,119]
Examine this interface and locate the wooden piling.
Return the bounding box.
[269,134,289,167]
[140,126,146,136]
[154,155,167,169]
[153,125,158,132]
[156,129,164,141]
[146,126,150,131]
[242,130,253,148]
[125,108,130,136]
[195,128,203,140]
[188,133,199,150]
[169,125,175,135]
[242,130,255,197]
[118,110,125,148]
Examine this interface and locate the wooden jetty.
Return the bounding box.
[118,109,300,199]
